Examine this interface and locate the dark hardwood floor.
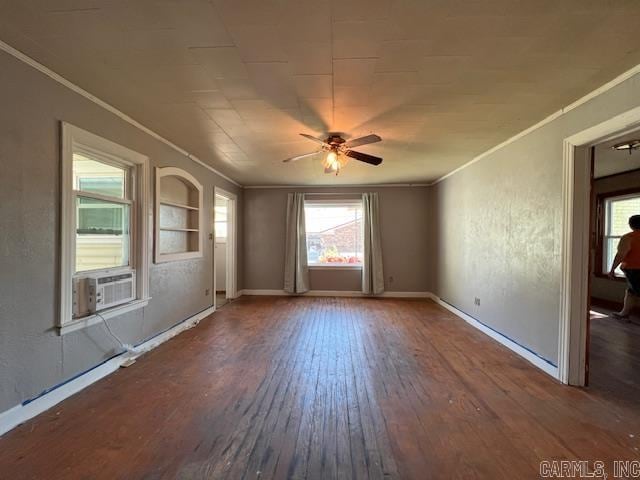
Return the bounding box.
[589,308,640,407]
[1,297,640,479]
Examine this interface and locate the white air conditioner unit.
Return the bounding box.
[87,271,136,313]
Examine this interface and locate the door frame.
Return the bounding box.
[559,105,640,385]
[213,187,238,307]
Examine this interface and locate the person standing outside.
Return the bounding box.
[609,214,640,318]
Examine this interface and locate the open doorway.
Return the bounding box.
[213,188,237,309]
[560,106,640,389]
[587,130,640,404]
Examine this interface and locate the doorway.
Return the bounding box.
[587,130,640,404]
[213,187,237,309]
[560,105,640,390]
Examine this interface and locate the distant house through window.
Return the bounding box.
[600,191,640,277]
[73,154,132,272]
[304,199,363,266]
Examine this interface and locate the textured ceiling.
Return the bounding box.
[2,0,640,185]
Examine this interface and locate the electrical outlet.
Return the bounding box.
[474,297,480,306]
[205,289,210,296]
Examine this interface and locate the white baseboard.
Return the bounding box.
[239,289,431,298]
[429,294,559,379]
[0,306,215,437]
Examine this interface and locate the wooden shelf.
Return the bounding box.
[159,227,199,232]
[155,166,204,264]
[159,200,199,211]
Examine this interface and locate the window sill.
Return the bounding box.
[594,273,626,282]
[58,297,151,335]
[308,265,363,270]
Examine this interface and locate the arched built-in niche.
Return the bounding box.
[155,167,203,263]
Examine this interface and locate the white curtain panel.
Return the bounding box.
[284,193,310,294]
[362,192,385,294]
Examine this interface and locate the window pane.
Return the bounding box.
[305,203,363,265]
[215,204,227,239]
[607,196,640,236]
[76,196,130,272]
[604,236,624,276]
[73,153,126,198]
[215,221,227,239]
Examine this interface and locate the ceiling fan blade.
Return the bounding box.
[344,149,383,166]
[283,151,321,163]
[342,134,382,148]
[300,133,330,147]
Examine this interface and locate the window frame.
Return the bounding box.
[60,123,150,334]
[303,198,364,270]
[73,144,134,274]
[595,187,640,280]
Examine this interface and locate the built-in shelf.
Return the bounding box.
[160,227,199,232]
[159,200,199,211]
[155,167,203,263]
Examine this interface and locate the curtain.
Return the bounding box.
[362,192,384,295]
[284,193,310,294]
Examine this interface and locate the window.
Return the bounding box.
[60,123,150,332]
[215,197,228,241]
[73,154,131,272]
[600,192,640,277]
[304,199,363,266]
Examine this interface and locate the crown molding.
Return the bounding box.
[432,62,640,185]
[5,36,639,190]
[243,183,431,189]
[0,39,241,187]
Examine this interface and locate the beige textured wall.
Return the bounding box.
[432,71,640,366]
[243,186,432,293]
[0,51,243,413]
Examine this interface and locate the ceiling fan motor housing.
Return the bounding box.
[326,135,346,146]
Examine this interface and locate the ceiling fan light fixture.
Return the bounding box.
[612,140,640,154]
[285,133,383,174]
[324,150,339,171]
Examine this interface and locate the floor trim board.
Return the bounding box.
[0,306,215,437]
[429,293,560,379]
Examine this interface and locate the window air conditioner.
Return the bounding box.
[88,271,136,313]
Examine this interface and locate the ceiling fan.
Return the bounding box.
[283,133,383,175]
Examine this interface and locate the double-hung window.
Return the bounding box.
[73,153,132,272]
[304,199,363,267]
[600,191,640,277]
[60,124,150,332]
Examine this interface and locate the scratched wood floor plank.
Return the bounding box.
[1,296,639,479]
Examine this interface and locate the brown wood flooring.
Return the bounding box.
[1,297,639,479]
[589,308,640,407]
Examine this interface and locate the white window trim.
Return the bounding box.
[308,264,363,270]
[304,198,363,206]
[59,123,150,333]
[602,192,640,277]
[304,197,364,269]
